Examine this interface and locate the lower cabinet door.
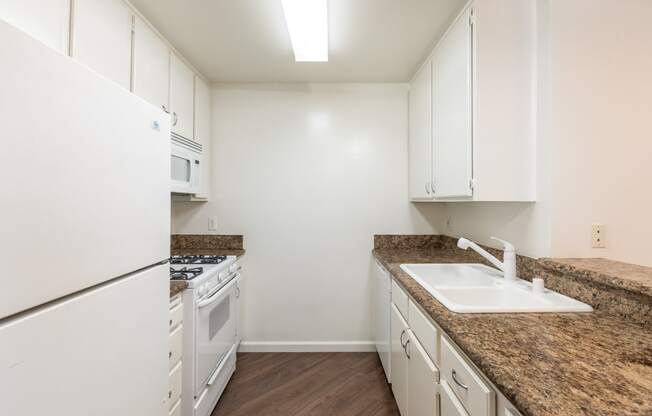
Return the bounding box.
[407,329,440,416]
[441,381,470,416]
[390,304,409,415]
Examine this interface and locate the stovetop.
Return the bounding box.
[169,255,234,284]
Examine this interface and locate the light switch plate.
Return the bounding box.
[591,224,606,248]
[208,216,217,231]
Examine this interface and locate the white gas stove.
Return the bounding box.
[169,255,241,416]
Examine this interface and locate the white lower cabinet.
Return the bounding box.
[441,381,470,416]
[389,279,504,416]
[169,295,183,411]
[440,337,494,416]
[407,329,439,416]
[169,399,181,416]
[391,299,439,416]
[391,304,410,415]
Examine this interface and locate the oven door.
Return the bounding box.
[171,143,200,194]
[194,274,238,396]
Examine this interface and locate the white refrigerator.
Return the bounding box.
[0,20,171,416]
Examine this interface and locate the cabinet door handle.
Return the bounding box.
[172,112,178,126]
[236,286,240,299]
[404,339,410,359]
[162,105,170,114]
[451,369,469,390]
[399,329,406,347]
[431,181,436,194]
[425,182,431,195]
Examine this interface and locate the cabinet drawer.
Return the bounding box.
[169,302,183,331]
[408,300,438,365]
[441,380,470,416]
[391,279,409,321]
[168,361,182,410]
[169,324,183,369]
[441,337,495,416]
[169,398,181,416]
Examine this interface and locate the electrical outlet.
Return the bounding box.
[591,224,606,248]
[208,216,218,231]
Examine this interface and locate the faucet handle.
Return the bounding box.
[490,237,515,252]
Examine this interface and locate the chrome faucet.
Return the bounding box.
[457,237,517,281]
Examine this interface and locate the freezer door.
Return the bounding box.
[0,264,169,416]
[0,20,170,319]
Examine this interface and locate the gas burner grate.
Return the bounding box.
[169,266,204,281]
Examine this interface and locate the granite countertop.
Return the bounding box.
[373,247,652,416]
[170,248,246,258]
[170,280,187,298]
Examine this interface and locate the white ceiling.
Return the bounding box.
[129,0,465,83]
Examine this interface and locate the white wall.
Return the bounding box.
[172,84,444,350]
[547,0,652,266]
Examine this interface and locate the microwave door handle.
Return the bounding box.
[197,274,239,309]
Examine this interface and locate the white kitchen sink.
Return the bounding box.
[400,263,593,313]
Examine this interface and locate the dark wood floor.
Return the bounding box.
[211,352,400,416]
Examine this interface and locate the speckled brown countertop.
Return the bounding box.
[373,247,652,416]
[170,280,187,298]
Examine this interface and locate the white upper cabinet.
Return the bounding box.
[133,15,170,112]
[0,0,70,54]
[193,76,211,199]
[408,60,433,201]
[169,53,195,140]
[408,0,536,202]
[71,0,133,90]
[432,6,473,199]
[194,76,210,145]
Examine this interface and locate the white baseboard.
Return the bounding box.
[238,341,376,353]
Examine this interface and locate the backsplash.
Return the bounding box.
[171,234,244,250]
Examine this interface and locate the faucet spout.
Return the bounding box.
[457,237,517,281]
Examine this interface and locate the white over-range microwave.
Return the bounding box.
[171,133,202,194]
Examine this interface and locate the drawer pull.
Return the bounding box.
[451,369,469,390]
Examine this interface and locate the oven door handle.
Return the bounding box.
[197,274,239,309]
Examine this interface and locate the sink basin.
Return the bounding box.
[400,263,593,313]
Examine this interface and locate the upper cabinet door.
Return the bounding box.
[408,60,433,201]
[0,0,70,54]
[169,53,195,140]
[194,76,210,145]
[71,0,132,90]
[193,76,211,199]
[133,16,169,112]
[432,7,473,199]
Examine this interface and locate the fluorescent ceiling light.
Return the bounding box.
[281,0,328,62]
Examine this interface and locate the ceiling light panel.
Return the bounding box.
[281,0,328,62]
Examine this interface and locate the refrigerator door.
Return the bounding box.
[0,264,169,416]
[0,20,170,319]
